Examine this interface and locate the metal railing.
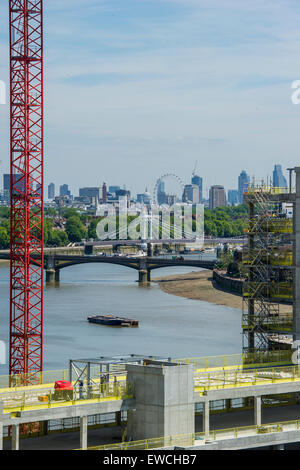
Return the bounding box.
[0,369,69,390]
[194,365,300,393]
[0,352,292,391]
[1,381,134,414]
[243,282,293,300]
[242,314,293,332]
[177,350,292,370]
[246,186,295,196]
[84,418,300,450]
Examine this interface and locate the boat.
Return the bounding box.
[87,315,139,327]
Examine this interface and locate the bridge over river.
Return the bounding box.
[0,252,217,285]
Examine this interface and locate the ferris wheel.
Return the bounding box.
[153,173,185,204]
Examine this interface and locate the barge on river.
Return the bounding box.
[87,315,139,327]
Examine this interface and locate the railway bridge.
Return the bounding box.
[0,252,217,285]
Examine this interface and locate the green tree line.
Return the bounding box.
[0,204,248,249]
[204,204,248,237]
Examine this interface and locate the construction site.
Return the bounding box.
[3,0,300,452]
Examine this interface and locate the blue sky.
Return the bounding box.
[1,0,300,197]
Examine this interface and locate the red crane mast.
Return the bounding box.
[9,0,44,382]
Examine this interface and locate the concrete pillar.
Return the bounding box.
[55,269,60,284]
[116,411,122,426]
[0,422,3,451]
[138,269,148,286]
[293,167,300,346]
[11,424,19,451]
[126,361,195,443]
[203,400,210,438]
[274,444,285,450]
[46,269,55,285]
[0,403,3,451]
[254,396,261,426]
[43,420,48,436]
[147,270,151,282]
[225,399,231,411]
[147,243,154,257]
[80,416,88,450]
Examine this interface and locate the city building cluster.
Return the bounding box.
[0,164,289,214]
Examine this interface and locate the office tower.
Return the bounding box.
[36,184,42,196]
[79,187,100,200]
[238,171,250,204]
[59,184,71,197]
[3,173,24,203]
[109,185,120,194]
[191,175,203,202]
[228,189,239,206]
[102,183,108,203]
[48,183,55,200]
[209,185,226,210]
[157,180,166,205]
[183,184,200,204]
[273,164,288,188]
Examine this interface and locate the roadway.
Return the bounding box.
[3,405,300,450]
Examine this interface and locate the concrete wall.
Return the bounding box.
[126,362,195,441]
[213,270,243,294]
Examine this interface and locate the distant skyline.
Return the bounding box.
[0,1,300,195]
[45,162,287,200]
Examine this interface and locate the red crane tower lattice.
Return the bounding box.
[9,0,44,383]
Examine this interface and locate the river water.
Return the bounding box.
[0,255,242,374]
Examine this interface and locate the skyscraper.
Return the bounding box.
[228,189,239,206]
[157,180,166,205]
[59,184,71,197]
[191,175,203,202]
[273,164,287,188]
[238,171,250,204]
[102,183,108,203]
[48,183,55,200]
[3,173,24,203]
[79,187,100,200]
[209,185,226,210]
[183,184,200,204]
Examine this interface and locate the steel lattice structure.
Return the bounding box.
[242,185,293,356]
[9,0,44,381]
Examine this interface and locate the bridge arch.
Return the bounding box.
[44,255,216,286]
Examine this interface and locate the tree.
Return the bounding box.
[48,230,69,246]
[0,227,9,249]
[65,216,87,242]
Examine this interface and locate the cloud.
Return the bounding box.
[0,0,300,194]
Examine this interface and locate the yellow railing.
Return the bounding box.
[242,315,293,332]
[243,281,293,300]
[0,355,297,413]
[178,350,293,370]
[247,219,293,234]
[194,364,300,393]
[0,369,69,390]
[245,186,295,196]
[87,433,195,451]
[0,352,292,392]
[83,418,300,450]
[1,381,134,414]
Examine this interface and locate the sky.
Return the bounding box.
[0,0,300,198]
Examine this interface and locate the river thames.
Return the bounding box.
[0,258,242,374]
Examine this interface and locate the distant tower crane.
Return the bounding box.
[9,1,44,382]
